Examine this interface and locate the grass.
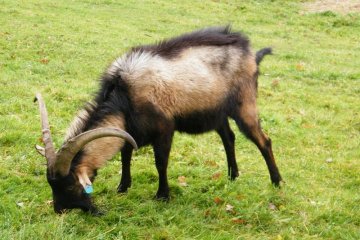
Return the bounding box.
[0,0,359,239]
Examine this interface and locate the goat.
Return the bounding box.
[35,26,282,215]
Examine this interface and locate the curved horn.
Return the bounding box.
[34,93,57,174]
[55,127,138,176]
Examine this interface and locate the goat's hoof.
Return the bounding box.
[273,182,280,188]
[117,184,130,193]
[155,192,170,202]
[229,172,239,181]
[272,179,284,188]
[271,174,283,188]
[228,168,240,181]
[117,188,128,193]
[278,180,286,187]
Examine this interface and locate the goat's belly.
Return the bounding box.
[174,110,226,134]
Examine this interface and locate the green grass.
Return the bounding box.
[1,0,359,239]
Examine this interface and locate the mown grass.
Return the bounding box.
[0,0,359,239]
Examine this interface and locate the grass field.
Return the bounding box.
[1,0,359,239]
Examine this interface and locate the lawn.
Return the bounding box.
[0,0,359,239]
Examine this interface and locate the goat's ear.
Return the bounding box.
[35,145,46,157]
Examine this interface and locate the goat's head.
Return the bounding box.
[34,93,137,214]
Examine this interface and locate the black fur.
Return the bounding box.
[256,47,272,65]
[47,27,282,214]
[133,26,250,59]
[47,169,97,214]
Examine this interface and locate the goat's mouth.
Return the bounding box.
[54,205,102,216]
[53,200,95,214]
[54,208,70,214]
[54,204,71,214]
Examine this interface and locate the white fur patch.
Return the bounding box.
[107,46,250,117]
[64,103,96,141]
[108,51,154,78]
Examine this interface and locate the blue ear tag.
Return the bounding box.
[84,184,93,194]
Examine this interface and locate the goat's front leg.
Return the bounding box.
[117,143,133,193]
[153,131,174,201]
[217,119,239,180]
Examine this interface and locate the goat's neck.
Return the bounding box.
[75,114,126,184]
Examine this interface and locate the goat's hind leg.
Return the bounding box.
[217,119,239,180]
[233,102,282,186]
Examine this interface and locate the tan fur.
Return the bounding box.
[75,115,125,179]
[243,53,257,79]
[111,46,255,118]
[238,99,268,148]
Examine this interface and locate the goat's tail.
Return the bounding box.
[256,47,272,65]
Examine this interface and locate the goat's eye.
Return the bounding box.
[67,185,76,191]
[66,183,82,194]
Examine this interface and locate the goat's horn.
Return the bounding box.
[55,127,138,176]
[34,93,57,174]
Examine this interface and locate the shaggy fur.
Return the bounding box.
[132,26,249,59]
[47,26,281,214]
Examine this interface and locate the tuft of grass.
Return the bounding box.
[1,0,359,239]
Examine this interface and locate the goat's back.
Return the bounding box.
[108,27,257,118]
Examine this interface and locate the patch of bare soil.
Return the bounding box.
[303,0,360,14]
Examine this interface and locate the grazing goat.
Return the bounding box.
[35,26,282,215]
